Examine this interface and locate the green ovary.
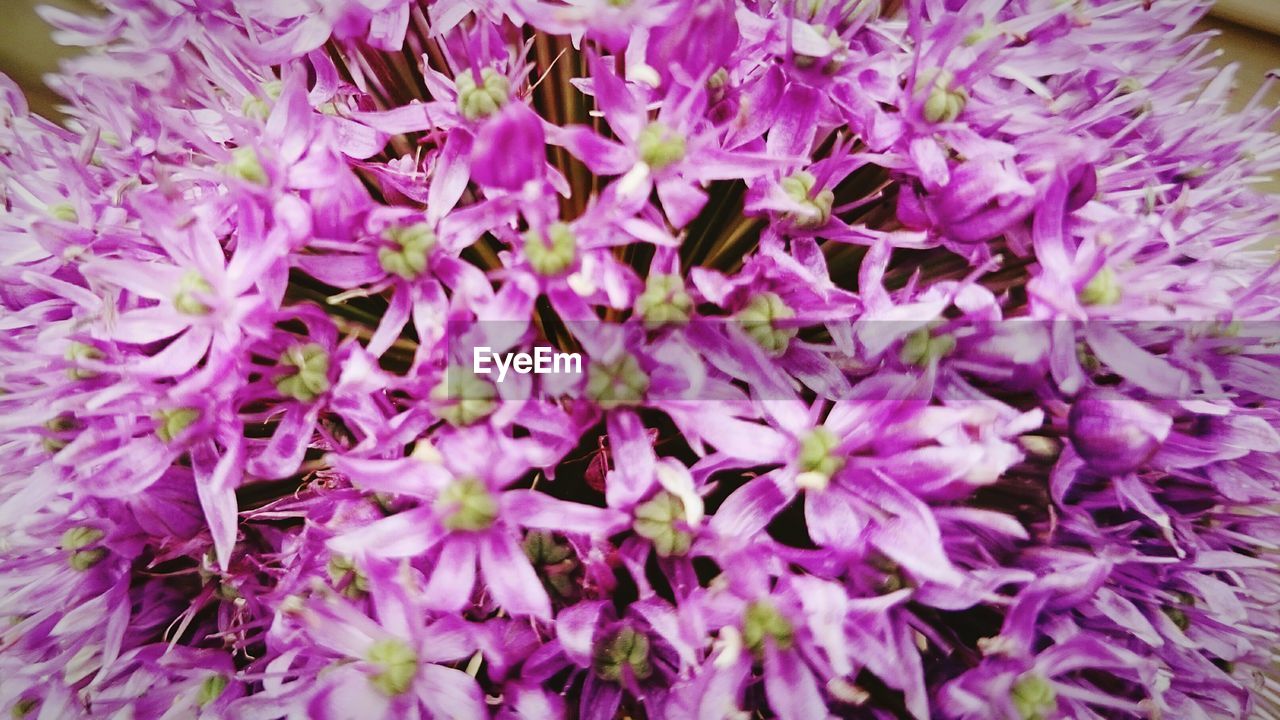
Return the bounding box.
[275,343,331,402]
[1010,674,1057,720]
[592,626,653,682]
[430,368,497,426]
[586,353,649,410]
[780,171,835,228]
[366,638,419,696]
[634,273,693,328]
[378,223,436,279]
[742,600,795,653]
[637,123,687,171]
[737,292,797,355]
[524,222,577,276]
[633,491,693,557]
[436,477,499,532]
[154,407,200,443]
[456,68,509,120]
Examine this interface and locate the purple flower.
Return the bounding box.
[3,0,1280,717]
[1068,389,1173,476]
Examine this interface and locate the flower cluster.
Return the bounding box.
[3,0,1280,718]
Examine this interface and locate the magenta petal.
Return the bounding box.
[655,176,708,229]
[426,128,473,224]
[329,506,443,558]
[502,490,628,535]
[247,404,318,479]
[763,644,827,720]
[548,124,634,176]
[422,537,478,613]
[605,409,657,508]
[479,531,552,619]
[416,664,486,720]
[554,600,608,666]
[710,473,792,539]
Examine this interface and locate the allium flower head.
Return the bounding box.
[3,0,1280,718]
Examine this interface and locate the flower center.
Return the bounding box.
[62,526,106,571]
[226,146,268,184]
[592,626,653,682]
[378,222,436,279]
[796,426,844,490]
[917,68,968,124]
[633,491,693,557]
[430,367,497,426]
[637,123,687,171]
[523,222,577,276]
[436,477,499,532]
[741,600,795,653]
[154,407,200,443]
[634,273,692,328]
[48,202,78,223]
[327,554,370,598]
[900,326,956,366]
[456,68,510,121]
[64,341,103,380]
[1079,265,1121,306]
[174,270,214,316]
[241,79,282,121]
[736,292,797,355]
[780,171,835,229]
[586,353,649,410]
[1010,674,1057,720]
[366,638,419,696]
[275,343,331,402]
[196,674,229,708]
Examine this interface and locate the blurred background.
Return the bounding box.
[2,0,1278,121]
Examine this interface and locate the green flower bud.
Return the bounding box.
[586,353,649,410]
[154,407,201,443]
[523,530,572,565]
[523,222,577,276]
[42,414,81,452]
[1010,674,1057,720]
[742,600,794,653]
[11,698,38,719]
[327,555,370,598]
[797,426,844,489]
[736,292,797,355]
[707,68,730,90]
[227,146,268,185]
[69,548,106,571]
[65,341,103,380]
[637,123,687,171]
[456,68,509,121]
[780,171,835,229]
[196,674,229,708]
[592,626,653,683]
[633,491,693,557]
[1079,266,1121,306]
[63,526,107,570]
[430,367,497,426]
[48,202,78,224]
[367,638,419,696]
[900,327,956,367]
[62,526,104,551]
[174,270,214,316]
[634,273,693,328]
[275,343,331,402]
[378,223,436,279]
[917,69,968,123]
[436,477,499,532]
[241,79,282,121]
